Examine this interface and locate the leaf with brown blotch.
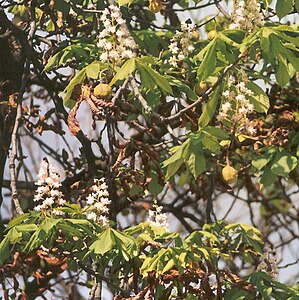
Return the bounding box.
[67,100,82,136]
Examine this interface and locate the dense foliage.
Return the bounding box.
[0,0,299,299]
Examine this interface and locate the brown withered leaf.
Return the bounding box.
[91,94,114,108]
[223,270,256,294]
[67,100,82,136]
[112,148,126,169]
[57,11,63,28]
[86,97,101,115]
[125,286,150,299]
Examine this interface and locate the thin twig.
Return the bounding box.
[8,4,36,214]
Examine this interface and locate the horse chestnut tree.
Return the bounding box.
[0,0,299,299]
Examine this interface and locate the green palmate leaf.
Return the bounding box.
[276,56,290,87]
[218,32,241,48]
[252,157,271,170]
[260,27,273,52]
[136,61,172,94]
[162,142,187,168]
[165,158,184,180]
[197,38,218,81]
[111,228,136,260]
[198,86,221,126]
[8,228,22,245]
[15,224,37,232]
[118,0,134,5]
[110,58,136,85]
[0,235,10,264]
[246,81,270,113]
[162,258,175,273]
[240,29,260,53]
[40,218,61,233]
[5,213,30,231]
[201,134,220,154]
[202,126,229,140]
[44,44,92,72]
[276,0,293,19]
[90,228,115,255]
[85,61,105,79]
[167,76,197,100]
[63,68,87,108]
[260,165,276,187]
[186,142,206,178]
[270,152,298,177]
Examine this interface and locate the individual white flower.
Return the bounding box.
[116,17,126,25]
[217,112,227,122]
[187,45,195,52]
[116,29,125,37]
[100,197,111,205]
[57,198,66,205]
[98,215,109,227]
[177,53,185,60]
[169,43,179,54]
[104,41,113,51]
[100,182,108,190]
[223,90,230,98]
[43,197,54,207]
[86,212,97,221]
[100,52,109,62]
[221,102,231,114]
[246,124,256,135]
[34,205,43,211]
[246,103,254,113]
[236,94,246,103]
[238,106,248,114]
[52,209,63,215]
[97,39,106,48]
[103,19,111,28]
[111,10,121,19]
[86,194,95,205]
[50,189,61,197]
[169,56,178,67]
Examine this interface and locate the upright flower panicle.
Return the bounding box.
[97,4,137,65]
[34,158,66,215]
[230,0,264,31]
[217,75,256,136]
[257,247,279,279]
[167,21,196,68]
[84,178,111,227]
[148,201,168,229]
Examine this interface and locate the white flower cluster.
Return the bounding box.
[229,0,264,31]
[257,247,279,279]
[148,202,168,229]
[33,158,66,215]
[84,178,111,227]
[168,21,196,68]
[97,4,136,65]
[217,76,256,135]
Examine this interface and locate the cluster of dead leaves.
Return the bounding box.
[67,84,115,136]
